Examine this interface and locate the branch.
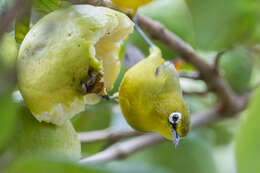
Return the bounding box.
[183,90,209,96]
[78,129,143,143]
[0,0,32,38]
[79,105,223,164]
[179,71,200,80]
[79,133,163,164]
[213,50,226,72]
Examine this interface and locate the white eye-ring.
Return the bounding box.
[169,112,182,124]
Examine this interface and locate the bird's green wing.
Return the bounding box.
[155,61,182,95]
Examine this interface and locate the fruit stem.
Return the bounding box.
[101,92,119,103]
[133,13,154,47]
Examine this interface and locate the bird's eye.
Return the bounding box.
[169,112,182,124]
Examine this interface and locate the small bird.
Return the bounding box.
[119,46,190,147]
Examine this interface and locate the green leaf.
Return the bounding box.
[210,119,237,146]
[15,11,31,44]
[185,0,260,50]
[32,0,62,15]
[14,0,32,44]
[4,154,110,173]
[118,41,127,61]
[235,87,260,173]
[131,133,217,173]
[107,161,172,173]
[72,102,112,132]
[109,65,127,94]
[0,90,18,151]
[72,101,112,156]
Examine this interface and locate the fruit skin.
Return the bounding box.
[127,0,194,59]
[14,107,81,160]
[220,47,253,94]
[119,47,190,140]
[17,5,134,125]
[112,0,153,10]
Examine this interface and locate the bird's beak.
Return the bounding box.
[172,125,180,148]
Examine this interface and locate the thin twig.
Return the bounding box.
[179,71,200,80]
[79,133,164,164]
[79,129,143,143]
[213,50,227,73]
[183,90,209,96]
[133,14,154,47]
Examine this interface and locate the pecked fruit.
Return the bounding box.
[17,5,134,125]
[14,107,81,160]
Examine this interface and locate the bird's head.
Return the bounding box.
[168,107,190,148]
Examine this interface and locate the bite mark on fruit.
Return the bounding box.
[81,68,105,95]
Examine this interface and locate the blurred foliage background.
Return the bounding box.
[0,0,260,173]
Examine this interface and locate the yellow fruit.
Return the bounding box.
[17,5,134,125]
[14,107,81,160]
[112,0,153,10]
[119,47,190,145]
